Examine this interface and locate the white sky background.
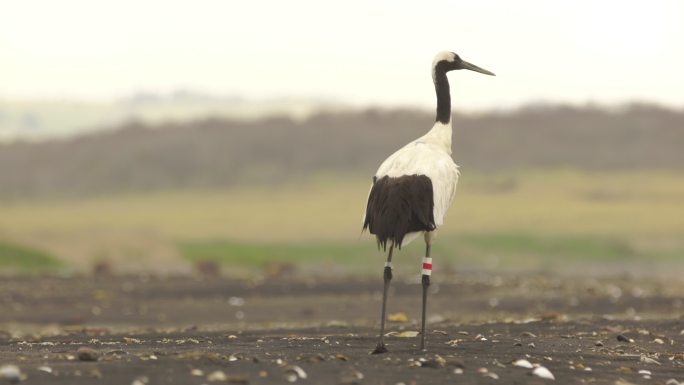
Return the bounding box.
[1,0,684,110]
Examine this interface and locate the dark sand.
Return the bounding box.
[2,271,683,384]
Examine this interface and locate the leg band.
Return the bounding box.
[421,257,432,276]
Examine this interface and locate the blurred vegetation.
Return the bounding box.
[179,232,684,275]
[0,104,682,274]
[0,169,682,274]
[0,241,62,273]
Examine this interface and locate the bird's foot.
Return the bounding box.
[371,343,389,354]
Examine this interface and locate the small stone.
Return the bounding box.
[483,372,499,379]
[0,365,23,384]
[653,338,665,344]
[512,359,534,369]
[207,370,227,382]
[340,369,364,384]
[388,312,408,322]
[616,334,633,343]
[614,380,639,385]
[37,366,52,374]
[521,332,537,338]
[420,355,446,368]
[528,342,536,348]
[640,355,662,365]
[453,368,464,374]
[665,379,680,385]
[408,360,422,368]
[76,347,99,362]
[190,368,204,376]
[284,365,307,380]
[595,341,604,347]
[396,331,419,338]
[131,376,149,385]
[532,366,555,380]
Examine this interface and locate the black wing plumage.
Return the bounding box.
[363,175,436,250]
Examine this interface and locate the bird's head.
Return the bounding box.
[432,51,495,77]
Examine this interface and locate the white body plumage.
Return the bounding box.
[371,121,460,246]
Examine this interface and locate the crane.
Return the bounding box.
[363,51,494,353]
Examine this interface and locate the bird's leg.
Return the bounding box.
[420,240,432,351]
[372,244,394,354]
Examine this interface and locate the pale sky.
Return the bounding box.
[2,0,684,110]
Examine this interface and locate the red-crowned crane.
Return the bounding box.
[363,51,494,353]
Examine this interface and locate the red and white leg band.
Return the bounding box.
[421,257,432,276]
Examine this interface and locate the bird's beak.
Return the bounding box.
[460,60,495,76]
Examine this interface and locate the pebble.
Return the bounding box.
[0,365,23,384]
[388,312,408,322]
[76,347,99,362]
[131,376,149,385]
[340,369,364,384]
[207,370,227,382]
[640,355,662,365]
[532,366,555,380]
[36,366,52,374]
[123,337,141,344]
[616,334,633,343]
[483,372,499,379]
[420,355,446,368]
[512,359,534,369]
[284,365,307,382]
[190,368,204,376]
[639,369,652,379]
[666,379,680,385]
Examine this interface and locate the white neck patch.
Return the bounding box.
[432,51,456,79]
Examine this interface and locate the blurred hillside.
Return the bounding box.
[0,103,682,199]
[0,92,343,141]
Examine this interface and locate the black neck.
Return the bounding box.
[434,68,451,124]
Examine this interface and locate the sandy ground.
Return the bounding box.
[2,270,684,384]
